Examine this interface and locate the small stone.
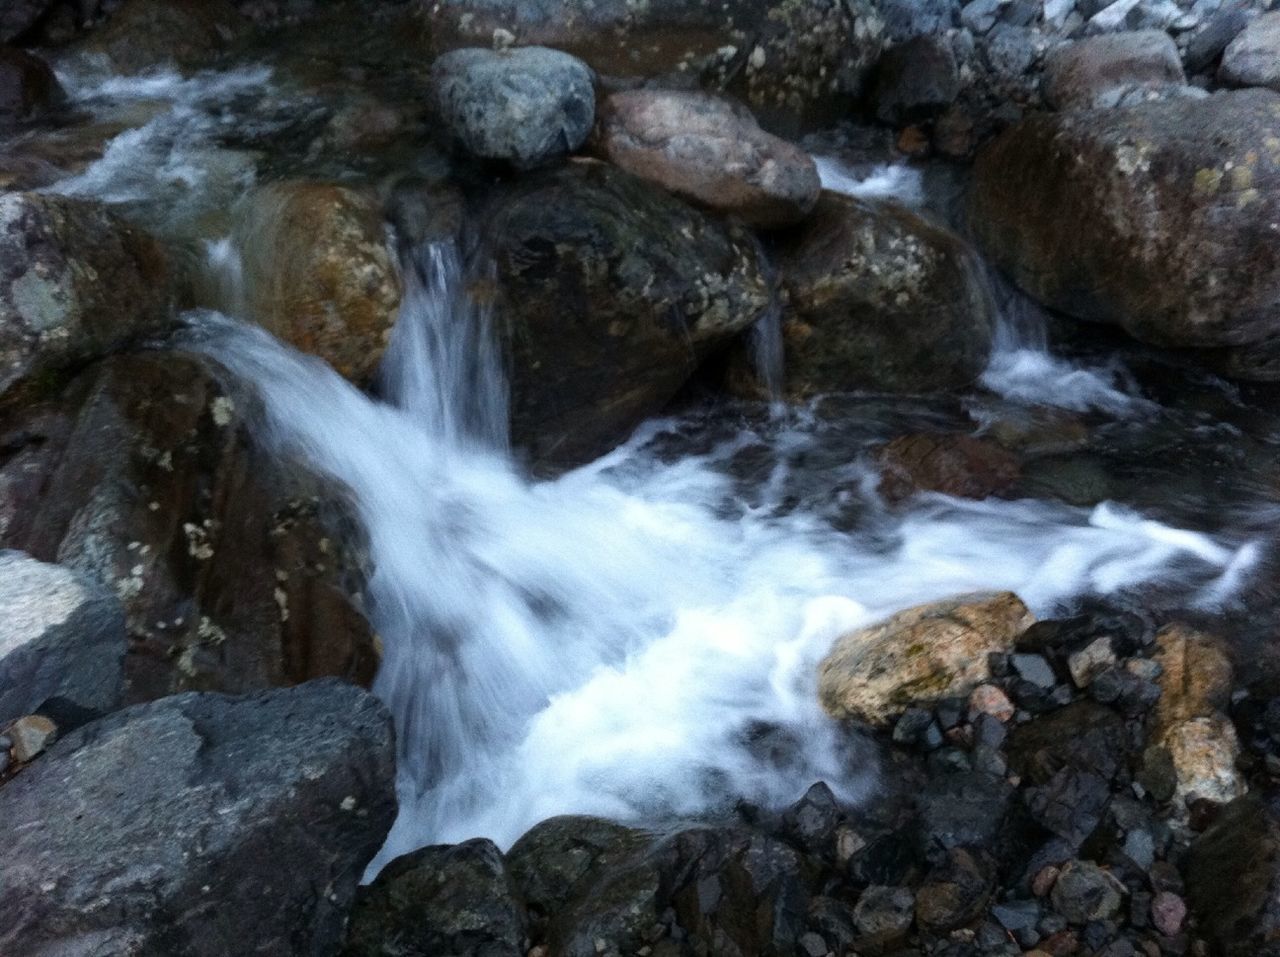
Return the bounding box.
[798,931,828,957]
[1069,637,1117,688]
[1125,658,1162,682]
[1050,861,1125,924]
[973,712,1008,749]
[1033,865,1061,898]
[1012,654,1057,689]
[1151,891,1186,936]
[993,899,1041,932]
[893,708,935,746]
[969,684,1015,722]
[1123,829,1156,870]
[853,885,915,938]
[8,714,56,763]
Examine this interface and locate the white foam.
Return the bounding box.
[812,156,925,206]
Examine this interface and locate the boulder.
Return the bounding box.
[0,680,397,957]
[481,162,771,466]
[231,181,401,384]
[0,192,179,404]
[0,45,63,126]
[0,552,125,726]
[1042,30,1185,110]
[877,0,959,40]
[0,351,379,702]
[1187,792,1280,957]
[872,35,962,125]
[776,194,997,396]
[1220,11,1280,92]
[817,592,1034,726]
[594,89,820,228]
[76,0,247,74]
[0,0,56,42]
[1151,623,1233,731]
[432,46,595,169]
[970,89,1280,367]
[343,839,528,957]
[422,0,885,134]
[876,432,1021,502]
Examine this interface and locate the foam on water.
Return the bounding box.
[812,156,925,205]
[190,238,1262,875]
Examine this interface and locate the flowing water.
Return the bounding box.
[28,64,1278,872]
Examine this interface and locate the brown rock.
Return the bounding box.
[7,713,55,762]
[817,592,1034,727]
[231,182,401,384]
[1043,30,1185,111]
[595,89,820,228]
[877,432,1021,503]
[1152,624,1234,732]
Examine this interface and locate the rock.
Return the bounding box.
[0,193,179,403]
[919,769,1016,851]
[962,0,1006,34]
[343,839,527,957]
[7,712,55,762]
[422,0,886,134]
[0,552,125,726]
[818,592,1034,726]
[0,351,379,701]
[1042,30,1185,110]
[1067,637,1116,688]
[1186,793,1280,956]
[231,181,400,384]
[0,46,63,126]
[1006,700,1130,784]
[0,680,396,956]
[781,781,843,854]
[916,848,996,932]
[481,162,770,467]
[878,0,959,40]
[432,46,595,169]
[873,35,962,124]
[594,89,820,228]
[1221,11,1280,91]
[853,885,916,939]
[0,0,56,42]
[969,683,1015,722]
[1150,890,1186,936]
[876,433,1022,503]
[76,0,247,74]
[970,89,1280,367]
[1050,860,1125,924]
[776,195,997,396]
[1011,653,1057,689]
[1159,714,1246,811]
[1186,7,1250,74]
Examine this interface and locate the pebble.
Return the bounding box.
[1068,637,1116,688]
[1032,865,1060,898]
[1012,653,1057,689]
[1123,829,1156,870]
[9,715,57,763]
[993,899,1041,932]
[1151,891,1186,936]
[1050,860,1124,923]
[969,683,1015,722]
[853,885,915,938]
[798,931,828,957]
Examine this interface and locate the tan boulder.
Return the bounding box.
[818,592,1034,727]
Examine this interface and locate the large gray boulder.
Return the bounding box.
[594,89,820,228]
[1042,30,1186,110]
[0,192,180,403]
[0,551,126,726]
[432,46,595,169]
[0,679,397,957]
[1220,11,1280,92]
[970,89,1280,371]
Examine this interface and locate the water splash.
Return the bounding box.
[812,156,925,205]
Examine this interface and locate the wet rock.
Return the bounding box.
[0,351,378,701]
[1220,11,1280,92]
[0,0,57,43]
[970,89,1280,369]
[818,592,1034,726]
[0,192,179,403]
[7,712,55,762]
[1186,7,1250,74]
[1050,860,1125,924]
[422,0,886,135]
[343,839,527,957]
[594,89,820,228]
[873,35,961,125]
[0,680,396,957]
[877,432,1021,503]
[782,781,843,854]
[1025,766,1112,847]
[919,769,1016,852]
[1186,792,1280,955]
[433,46,595,169]
[77,0,247,74]
[0,552,125,726]
[1042,30,1185,110]
[1007,700,1130,785]
[0,46,63,126]
[231,181,400,384]
[970,683,1015,722]
[482,162,770,467]
[1152,624,1233,730]
[1012,653,1057,689]
[878,0,959,39]
[776,195,997,396]
[1068,637,1117,688]
[853,885,916,940]
[916,848,996,932]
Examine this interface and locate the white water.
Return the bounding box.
[191,241,1261,872]
[813,156,925,206]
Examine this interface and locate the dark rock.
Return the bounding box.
[1007,700,1131,785]
[0,680,397,957]
[873,35,961,125]
[343,839,527,957]
[877,0,959,40]
[1185,8,1250,74]
[777,194,997,396]
[75,0,247,74]
[1220,11,1280,92]
[781,781,843,854]
[433,46,595,169]
[0,46,63,126]
[894,707,937,746]
[853,884,915,939]
[807,896,860,954]
[481,162,770,467]
[1024,767,1112,847]
[0,192,180,404]
[1012,653,1057,689]
[877,433,1021,503]
[0,0,56,42]
[916,847,995,932]
[994,899,1042,932]
[1051,860,1125,924]
[850,826,927,886]
[1042,30,1185,110]
[919,770,1015,853]
[0,551,125,726]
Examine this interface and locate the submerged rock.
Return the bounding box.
[432,46,595,169]
[231,181,400,384]
[817,592,1034,726]
[1042,30,1185,110]
[75,0,247,74]
[776,195,996,396]
[970,89,1280,371]
[0,679,397,957]
[594,89,820,228]
[1220,11,1280,92]
[0,552,125,726]
[482,162,771,466]
[0,192,179,403]
[0,46,63,126]
[343,839,528,957]
[877,432,1021,502]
